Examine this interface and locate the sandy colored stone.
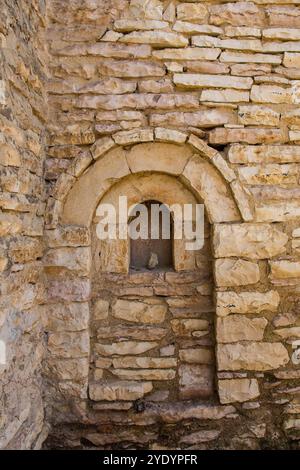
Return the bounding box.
[225,26,261,37]
[112,299,167,324]
[128,0,163,20]
[154,127,187,144]
[87,42,151,58]
[93,299,109,320]
[89,380,153,401]
[0,143,21,167]
[0,213,22,237]
[112,357,177,369]
[171,319,209,337]
[174,73,252,90]
[112,369,176,380]
[139,78,173,93]
[229,144,300,163]
[238,164,298,185]
[177,3,207,22]
[274,327,300,339]
[217,342,289,371]
[45,357,89,381]
[283,52,300,68]
[282,109,300,130]
[179,348,214,364]
[95,341,158,356]
[180,430,221,444]
[263,28,300,40]
[270,260,300,279]
[215,259,260,287]
[179,364,214,399]
[210,2,264,27]
[230,180,254,222]
[218,379,260,404]
[48,331,90,358]
[216,315,268,343]
[209,127,284,145]
[251,85,293,104]
[153,48,220,61]
[44,302,89,332]
[120,31,188,47]
[201,89,249,103]
[99,59,165,78]
[220,51,281,64]
[216,290,280,317]
[213,223,288,259]
[45,226,90,248]
[151,109,236,129]
[44,247,91,275]
[238,105,280,126]
[173,21,222,35]
[114,19,168,31]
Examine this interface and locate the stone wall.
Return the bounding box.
[0,1,48,449]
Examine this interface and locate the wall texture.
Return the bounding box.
[1,0,300,450]
[0,0,48,449]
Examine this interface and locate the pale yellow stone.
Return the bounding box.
[217,342,289,371]
[174,73,253,90]
[113,128,154,145]
[213,223,288,259]
[219,379,260,404]
[44,247,91,275]
[171,319,209,337]
[89,380,153,401]
[230,180,254,222]
[289,130,300,141]
[210,127,284,145]
[216,290,280,317]
[283,52,300,68]
[176,3,207,22]
[95,341,158,356]
[112,299,167,324]
[282,109,300,129]
[215,258,260,287]
[128,0,163,20]
[0,213,22,236]
[216,316,267,343]
[220,51,282,64]
[256,201,300,222]
[173,21,222,35]
[94,299,109,320]
[112,357,177,368]
[210,2,264,27]
[225,26,261,37]
[153,47,220,61]
[251,85,293,104]
[154,127,187,144]
[270,260,300,279]
[112,369,176,380]
[0,143,21,167]
[228,144,300,164]
[238,164,298,185]
[263,28,300,40]
[114,19,168,32]
[120,31,188,47]
[179,348,214,365]
[274,327,300,339]
[91,137,115,160]
[201,89,249,103]
[238,105,280,126]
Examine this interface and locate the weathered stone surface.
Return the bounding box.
[215,259,260,287]
[45,357,89,381]
[45,226,90,248]
[216,290,280,316]
[179,429,221,444]
[179,364,214,399]
[114,19,168,32]
[213,224,288,259]
[238,105,280,126]
[171,319,209,337]
[210,2,265,27]
[218,379,260,404]
[173,21,222,36]
[112,357,177,369]
[174,73,252,90]
[120,31,188,47]
[177,3,208,22]
[217,342,289,371]
[48,331,90,358]
[238,164,298,185]
[112,368,176,380]
[150,109,236,128]
[99,59,166,78]
[209,127,284,145]
[216,316,268,343]
[93,299,109,320]
[201,89,249,103]
[44,247,91,275]
[87,43,151,59]
[95,341,158,356]
[283,52,300,68]
[112,299,167,324]
[44,302,89,331]
[220,51,281,64]
[153,48,221,61]
[229,144,300,163]
[270,260,300,279]
[179,348,214,365]
[274,327,300,339]
[89,381,153,401]
[251,85,294,104]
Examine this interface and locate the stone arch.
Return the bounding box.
[56,130,249,227]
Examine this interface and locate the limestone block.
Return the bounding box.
[112,357,177,369]
[201,89,249,103]
[114,19,168,32]
[77,78,137,95]
[95,341,158,356]
[216,290,280,316]
[112,369,176,380]
[256,201,300,222]
[89,381,153,401]
[218,378,260,404]
[283,52,300,68]
[289,130,300,142]
[0,143,21,167]
[225,26,262,37]
[177,3,208,22]
[282,109,300,130]
[139,78,173,93]
[267,6,300,28]
[46,277,90,302]
[91,137,115,160]
[113,128,154,145]
[44,302,89,331]
[238,105,280,126]
[270,260,300,279]
[238,164,298,185]
[274,327,300,339]
[215,259,260,287]
[48,331,90,358]
[220,51,282,64]
[151,109,237,129]
[128,0,163,20]
[112,299,167,324]
[120,31,188,48]
[179,348,214,364]
[99,59,166,78]
[173,21,222,35]
[9,237,43,263]
[171,319,209,337]
[45,226,90,248]
[87,43,151,59]
[153,47,221,61]
[209,3,265,27]
[213,224,288,259]
[44,247,91,275]
[263,28,300,40]
[93,299,109,320]
[251,85,293,104]
[154,127,187,144]
[0,213,22,236]
[216,316,268,343]
[174,73,253,90]
[179,364,214,399]
[209,128,284,145]
[217,342,289,371]
[230,180,254,222]
[228,144,300,164]
[179,430,221,445]
[45,357,89,381]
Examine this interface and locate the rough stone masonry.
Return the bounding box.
[0,0,300,450]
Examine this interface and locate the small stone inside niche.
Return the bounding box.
[129,200,173,271]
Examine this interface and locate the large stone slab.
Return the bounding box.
[179,364,215,399]
[213,224,288,259]
[89,381,153,401]
[174,73,253,90]
[215,259,260,287]
[217,342,289,371]
[270,260,300,279]
[218,378,260,404]
[112,299,167,324]
[216,290,280,316]
[216,315,268,343]
[95,341,158,356]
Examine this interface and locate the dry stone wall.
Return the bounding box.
[0,0,48,449]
